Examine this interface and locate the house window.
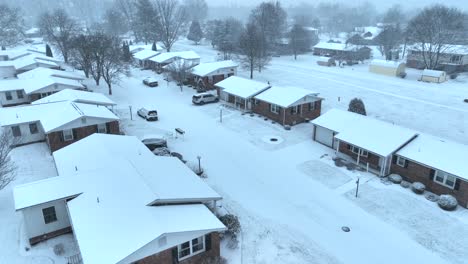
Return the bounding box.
[97,123,107,133]
[270,104,280,114]
[291,105,300,115]
[308,102,315,111]
[42,206,57,224]
[396,156,406,167]
[351,146,368,157]
[434,170,457,189]
[62,129,74,141]
[29,123,38,134]
[178,236,205,261]
[5,91,12,100]
[450,55,462,63]
[11,126,21,137]
[16,90,24,99]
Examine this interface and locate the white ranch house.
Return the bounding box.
[215,76,271,110]
[32,89,116,107]
[0,54,62,78]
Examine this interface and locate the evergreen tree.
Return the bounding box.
[152,42,157,51]
[122,41,131,62]
[187,20,203,45]
[348,98,367,116]
[46,44,53,57]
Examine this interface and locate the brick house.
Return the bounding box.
[406,44,468,72]
[391,134,468,208]
[13,134,225,264]
[0,101,119,152]
[215,76,271,111]
[133,49,161,69]
[190,60,238,91]
[252,86,322,126]
[313,42,371,62]
[311,109,418,176]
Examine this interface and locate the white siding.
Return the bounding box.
[0,90,30,106]
[50,117,112,132]
[8,122,46,145]
[314,125,335,148]
[0,66,16,78]
[22,199,71,239]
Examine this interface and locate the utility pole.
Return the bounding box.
[129,106,133,121]
[355,177,360,198]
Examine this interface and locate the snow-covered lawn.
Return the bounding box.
[2,39,467,264]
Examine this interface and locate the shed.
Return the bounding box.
[421,69,447,83]
[369,60,406,77]
[317,57,336,67]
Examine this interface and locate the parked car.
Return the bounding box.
[137,107,158,121]
[142,136,167,151]
[143,77,159,87]
[192,92,219,105]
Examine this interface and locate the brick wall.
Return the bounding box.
[338,141,381,170]
[390,158,468,208]
[137,232,220,264]
[47,120,120,152]
[252,100,321,126]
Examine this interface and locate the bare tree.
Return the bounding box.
[103,7,129,36]
[375,25,402,60]
[0,129,18,191]
[182,0,208,22]
[212,18,243,60]
[165,60,194,90]
[239,22,263,79]
[38,9,79,63]
[101,37,128,95]
[406,5,466,69]
[154,0,187,52]
[289,24,313,60]
[134,0,160,44]
[0,4,25,49]
[70,35,94,78]
[382,4,406,24]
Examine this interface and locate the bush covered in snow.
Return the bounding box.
[348,98,367,116]
[200,256,228,264]
[438,195,458,211]
[425,193,439,202]
[219,214,241,237]
[411,182,426,194]
[388,174,402,184]
[53,243,65,256]
[399,72,407,79]
[400,180,411,188]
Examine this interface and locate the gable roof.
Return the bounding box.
[409,43,468,55]
[396,134,468,180]
[32,89,116,106]
[314,42,353,51]
[0,77,84,94]
[17,67,86,81]
[0,55,60,71]
[254,86,319,108]
[133,49,160,60]
[0,101,118,133]
[150,51,200,64]
[370,59,405,68]
[191,60,238,77]
[216,76,271,99]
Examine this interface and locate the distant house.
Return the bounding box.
[0,50,32,61]
[420,69,447,83]
[0,77,85,107]
[13,134,225,263]
[0,101,120,152]
[354,26,383,41]
[317,57,336,67]
[391,134,468,208]
[369,60,406,77]
[0,55,62,78]
[215,76,271,111]
[32,89,116,108]
[25,28,41,38]
[133,49,161,68]
[149,51,200,72]
[312,109,418,176]
[17,67,86,81]
[191,60,238,90]
[313,42,371,63]
[406,44,468,72]
[252,86,322,126]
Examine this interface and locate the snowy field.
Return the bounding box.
[1,39,468,264]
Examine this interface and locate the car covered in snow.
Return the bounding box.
[141,135,167,151]
[137,107,158,121]
[143,77,159,87]
[192,92,219,105]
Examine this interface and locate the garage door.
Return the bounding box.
[314,126,334,148]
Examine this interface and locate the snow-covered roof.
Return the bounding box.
[370,59,405,68]
[356,26,383,40]
[0,101,118,133]
[422,69,446,78]
[133,49,160,60]
[215,76,271,99]
[191,60,238,77]
[396,134,468,180]
[409,43,468,55]
[129,43,163,53]
[0,77,84,94]
[314,109,418,157]
[17,67,86,81]
[254,86,319,108]
[314,42,352,51]
[162,59,199,70]
[0,54,60,71]
[150,51,200,64]
[32,89,116,106]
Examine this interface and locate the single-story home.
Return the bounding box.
[13,134,225,264]
[312,42,371,62]
[0,77,85,107]
[311,109,418,176]
[391,134,468,208]
[191,60,238,90]
[252,86,322,126]
[215,76,271,111]
[0,101,120,152]
[149,51,200,72]
[0,50,32,61]
[369,60,406,77]
[420,69,447,83]
[0,55,62,78]
[17,67,86,82]
[32,89,116,108]
[406,44,468,72]
[133,49,161,68]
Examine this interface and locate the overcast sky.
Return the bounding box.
[206,0,468,11]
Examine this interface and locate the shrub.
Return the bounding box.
[219,214,241,237]
[425,193,439,202]
[438,195,458,211]
[400,180,411,188]
[348,98,367,116]
[388,174,402,184]
[284,125,291,130]
[399,72,407,79]
[411,182,425,194]
[450,73,458,79]
[200,256,228,264]
[53,243,65,256]
[464,99,468,103]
